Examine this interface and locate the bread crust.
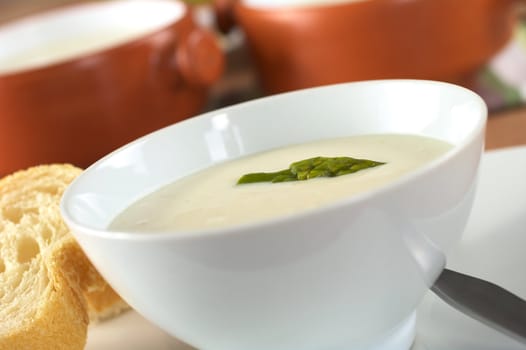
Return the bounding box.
[0,164,127,350]
[0,246,89,350]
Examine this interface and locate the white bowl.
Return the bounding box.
[61,80,486,350]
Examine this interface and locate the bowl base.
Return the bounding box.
[359,312,416,350]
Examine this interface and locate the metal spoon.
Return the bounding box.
[432,268,526,345]
[403,226,526,344]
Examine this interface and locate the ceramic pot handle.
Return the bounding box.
[175,28,224,87]
[213,0,237,33]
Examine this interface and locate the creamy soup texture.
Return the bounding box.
[109,134,452,232]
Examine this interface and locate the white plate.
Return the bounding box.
[86,146,526,350]
[415,145,526,350]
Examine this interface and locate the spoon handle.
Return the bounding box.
[432,268,526,345]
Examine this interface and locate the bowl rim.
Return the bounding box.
[60,79,487,242]
[0,0,187,77]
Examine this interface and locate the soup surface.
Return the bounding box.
[109,134,452,232]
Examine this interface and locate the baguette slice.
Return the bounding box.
[0,164,128,350]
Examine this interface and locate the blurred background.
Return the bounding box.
[2,0,526,111]
[0,0,526,111]
[0,0,261,110]
[0,0,525,173]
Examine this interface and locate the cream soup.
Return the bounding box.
[109,134,452,232]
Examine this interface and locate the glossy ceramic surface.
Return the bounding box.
[417,145,526,350]
[61,80,486,350]
[0,0,223,176]
[82,146,526,349]
[233,0,519,94]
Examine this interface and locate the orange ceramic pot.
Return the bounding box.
[233,0,520,94]
[0,0,224,176]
